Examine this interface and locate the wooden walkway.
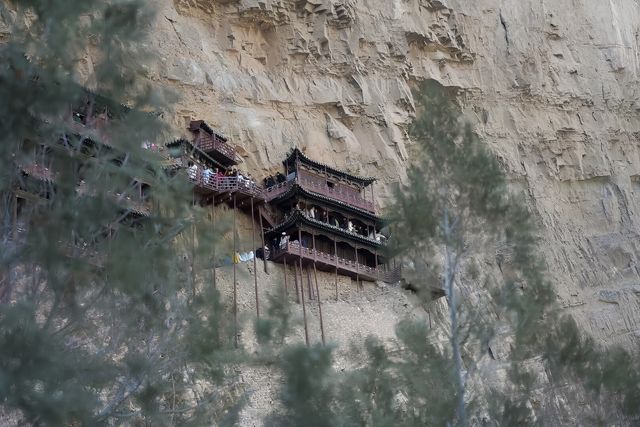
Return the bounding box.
[270,241,395,283]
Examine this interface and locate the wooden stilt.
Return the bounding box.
[191,191,196,298]
[212,194,216,290]
[374,250,379,281]
[259,206,268,274]
[334,239,338,301]
[294,261,300,304]
[283,256,289,298]
[355,244,360,291]
[300,261,309,347]
[251,197,260,318]
[313,262,325,345]
[311,233,317,300]
[306,267,314,301]
[233,194,238,348]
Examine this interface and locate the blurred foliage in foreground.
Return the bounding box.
[0,1,240,424]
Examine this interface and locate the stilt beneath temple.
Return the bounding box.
[313,262,325,345]
[233,194,238,348]
[251,197,260,318]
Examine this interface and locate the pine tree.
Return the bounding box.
[270,81,640,426]
[0,1,240,424]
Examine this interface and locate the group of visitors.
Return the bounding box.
[263,172,287,188]
[293,204,385,242]
[186,163,257,189]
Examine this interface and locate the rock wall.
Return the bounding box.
[147,3,640,423]
[150,0,640,350]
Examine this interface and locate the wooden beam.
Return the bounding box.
[251,197,260,318]
[293,257,300,304]
[212,194,216,290]
[259,206,268,274]
[283,256,289,298]
[233,194,238,348]
[313,262,325,345]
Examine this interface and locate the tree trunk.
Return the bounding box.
[444,208,466,426]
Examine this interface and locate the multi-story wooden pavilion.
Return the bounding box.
[265,148,391,288]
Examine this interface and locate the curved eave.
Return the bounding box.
[270,184,380,222]
[266,210,383,249]
[284,148,375,186]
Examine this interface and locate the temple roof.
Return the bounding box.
[269,183,381,222]
[266,209,382,249]
[284,148,375,187]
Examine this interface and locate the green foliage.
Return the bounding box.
[269,344,336,427]
[255,285,292,346]
[0,1,239,424]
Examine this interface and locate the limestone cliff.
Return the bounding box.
[146,0,640,350]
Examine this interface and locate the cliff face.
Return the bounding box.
[149,0,640,349]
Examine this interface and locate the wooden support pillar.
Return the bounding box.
[293,261,301,304]
[233,194,238,348]
[306,267,313,302]
[212,194,216,290]
[334,239,338,301]
[375,250,379,281]
[299,261,309,347]
[259,206,268,274]
[251,197,260,318]
[313,262,325,345]
[283,256,289,298]
[191,191,196,298]
[355,244,360,290]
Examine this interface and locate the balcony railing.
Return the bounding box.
[194,133,237,164]
[273,241,386,281]
[298,174,375,212]
[264,180,294,201]
[264,175,375,213]
[189,169,264,199]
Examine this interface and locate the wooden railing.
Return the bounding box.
[264,175,375,213]
[273,241,386,280]
[189,169,264,199]
[298,173,375,212]
[194,133,237,163]
[264,180,294,201]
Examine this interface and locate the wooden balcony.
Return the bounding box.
[194,133,238,165]
[270,241,389,282]
[189,170,265,201]
[265,175,375,213]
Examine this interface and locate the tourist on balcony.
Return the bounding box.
[187,162,198,180]
[308,206,316,219]
[279,232,289,249]
[276,172,286,183]
[203,167,213,184]
[347,220,354,233]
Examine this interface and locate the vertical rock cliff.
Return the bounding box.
[147,0,640,349]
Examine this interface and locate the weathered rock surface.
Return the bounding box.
[153,0,640,351]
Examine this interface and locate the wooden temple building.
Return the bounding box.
[264,148,395,289]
